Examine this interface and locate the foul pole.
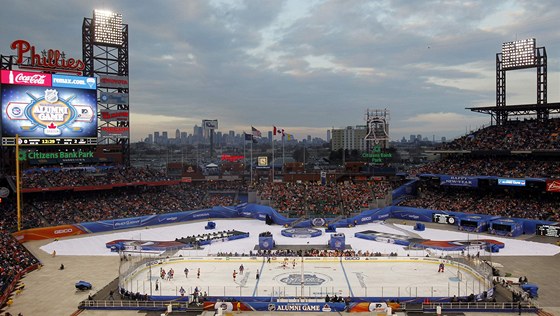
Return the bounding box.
[15,134,22,231]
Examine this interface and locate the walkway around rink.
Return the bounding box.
[3,220,560,316]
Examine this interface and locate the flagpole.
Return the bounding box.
[272,137,275,181]
[282,134,285,174]
[250,137,253,185]
[15,134,22,231]
[303,141,305,166]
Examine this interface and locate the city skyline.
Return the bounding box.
[142,125,445,145]
[1,1,559,142]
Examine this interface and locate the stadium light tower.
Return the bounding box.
[83,10,130,165]
[495,38,547,124]
[501,38,536,70]
[93,10,123,46]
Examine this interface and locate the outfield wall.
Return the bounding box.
[12,203,557,242]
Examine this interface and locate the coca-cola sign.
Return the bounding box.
[10,39,85,75]
[1,70,52,87]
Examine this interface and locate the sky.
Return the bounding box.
[1,0,559,142]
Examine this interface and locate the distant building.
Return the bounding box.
[331,126,367,151]
[326,130,331,143]
[409,134,415,142]
[193,125,203,142]
[154,131,160,144]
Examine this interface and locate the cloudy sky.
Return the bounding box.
[1,0,559,142]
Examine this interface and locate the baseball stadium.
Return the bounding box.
[1,7,560,316]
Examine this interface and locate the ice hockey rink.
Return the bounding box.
[122,256,486,299]
[39,218,560,300]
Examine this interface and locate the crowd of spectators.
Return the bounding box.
[0,181,243,232]
[6,150,560,233]
[408,156,560,178]
[21,166,169,189]
[216,248,400,258]
[3,167,250,231]
[176,230,241,246]
[28,185,241,227]
[400,118,560,222]
[438,118,560,151]
[255,180,393,218]
[0,228,40,301]
[398,185,560,221]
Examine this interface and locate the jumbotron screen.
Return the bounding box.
[1,70,98,146]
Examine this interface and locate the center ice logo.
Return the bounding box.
[280,273,326,286]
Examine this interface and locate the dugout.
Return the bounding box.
[488,218,524,237]
[457,215,492,233]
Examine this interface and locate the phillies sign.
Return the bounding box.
[10,39,85,75]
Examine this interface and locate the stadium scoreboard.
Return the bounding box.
[432,213,456,225]
[1,70,97,147]
[2,137,97,146]
[536,224,560,238]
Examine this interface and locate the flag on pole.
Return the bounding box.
[251,126,262,137]
[285,133,294,141]
[244,133,258,143]
[273,126,285,136]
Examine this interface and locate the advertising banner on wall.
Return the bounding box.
[1,70,52,86]
[12,224,87,243]
[440,176,478,187]
[97,75,129,89]
[546,180,560,192]
[100,110,129,122]
[203,119,218,130]
[99,91,129,104]
[498,178,526,187]
[52,74,96,90]
[100,126,129,138]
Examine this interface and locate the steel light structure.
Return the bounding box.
[93,10,123,46]
[468,39,556,126]
[501,38,536,70]
[83,10,130,165]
